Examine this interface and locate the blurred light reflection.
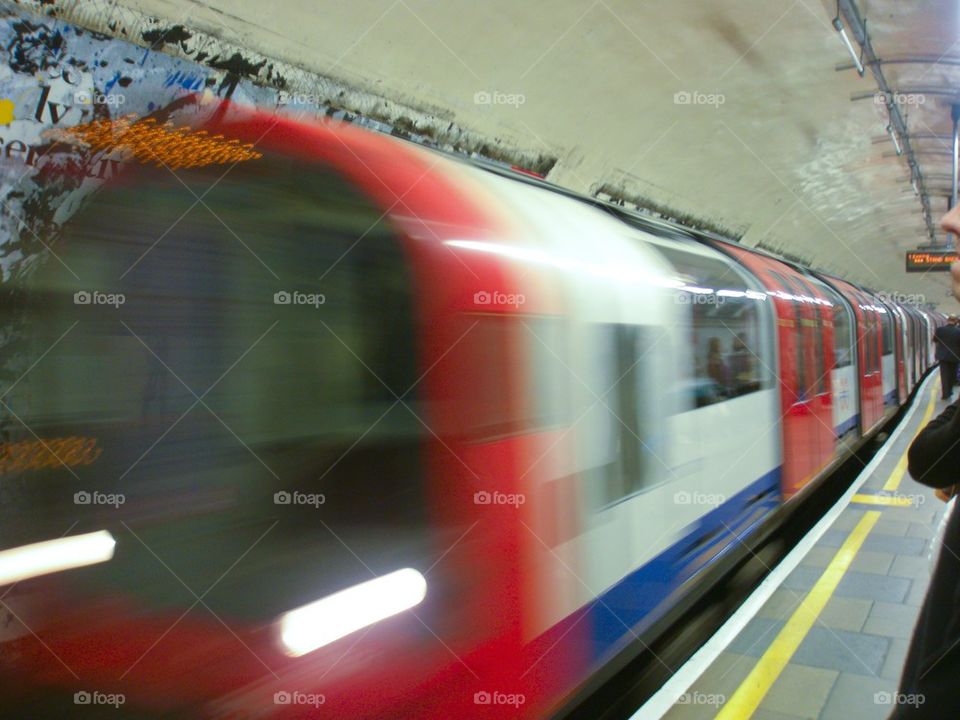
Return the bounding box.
[0,530,116,585]
[279,568,427,657]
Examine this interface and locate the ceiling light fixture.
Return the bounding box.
[832,17,865,75]
[887,125,902,156]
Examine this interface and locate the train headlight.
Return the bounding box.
[279,568,428,657]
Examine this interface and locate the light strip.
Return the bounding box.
[833,17,865,75]
[0,530,116,585]
[887,125,902,156]
[279,568,428,657]
[445,239,684,289]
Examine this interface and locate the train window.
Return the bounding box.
[525,316,571,430]
[770,270,809,401]
[854,294,875,374]
[449,314,572,440]
[583,323,656,505]
[877,316,884,365]
[916,315,925,362]
[812,312,827,392]
[793,275,828,395]
[908,312,917,375]
[455,315,529,439]
[880,308,894,356]
[1,155,447,621]
[819,281,854,370]
[832,299,854,368]
[608,324,645,501]
[575,324,619,502]
[653,246,771,409]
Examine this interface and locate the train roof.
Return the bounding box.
[438,145,941,314]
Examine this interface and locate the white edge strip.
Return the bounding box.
[631,371,936,720]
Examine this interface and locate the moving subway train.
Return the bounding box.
[0,106,942,718]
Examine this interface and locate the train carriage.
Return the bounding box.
[0,106,945,719]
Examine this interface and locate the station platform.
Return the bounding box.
[641,372,948,720]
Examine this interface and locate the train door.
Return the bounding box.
[861,296,883,433]
[768,270,818,493]
[922,313,935,368]
[907,309,919,387]
[815,278,859,449]
[698,241,809,500]
[892,305,908,403]
[651,242,780,514]
[916,312,925,382]
[793,274,835,472]
[877,303,897,410]
[830,281,877,436]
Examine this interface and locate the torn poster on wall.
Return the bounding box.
[0,4,302,437]
[0,4,297,284]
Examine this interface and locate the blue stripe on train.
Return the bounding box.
[587,467,782,663]
[835,413,859,438]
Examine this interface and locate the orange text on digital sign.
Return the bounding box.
[58,115,262,170]
[0,436,102,474]
[905,250,958,272]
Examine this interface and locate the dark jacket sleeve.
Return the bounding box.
[908,400,960,488]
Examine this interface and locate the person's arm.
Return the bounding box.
[908,400,960,488]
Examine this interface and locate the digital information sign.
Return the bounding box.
[905,250,958,272]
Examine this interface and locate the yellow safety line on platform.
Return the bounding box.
[850,493,913,507]
[715,511,880,720]
[882,383,937,492]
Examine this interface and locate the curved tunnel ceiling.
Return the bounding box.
[110,0,959,307]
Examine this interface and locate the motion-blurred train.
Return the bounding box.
[0,105,942,718]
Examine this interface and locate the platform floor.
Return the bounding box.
[661,376,948,720]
